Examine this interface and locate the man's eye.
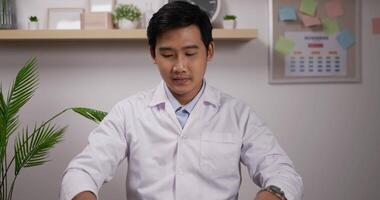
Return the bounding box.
[162,54,173,58]
[186,52,196,56]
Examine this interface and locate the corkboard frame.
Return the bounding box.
[269,0,362,84]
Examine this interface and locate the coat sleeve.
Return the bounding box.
[240,110,303,200]
[60,102,128,200]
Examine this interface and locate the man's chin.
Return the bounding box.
[169,86,189,96]
[171,89,188,96]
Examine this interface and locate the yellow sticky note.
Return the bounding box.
[322,17,340,35]
[275,36,295,55]
[300,0,318,16]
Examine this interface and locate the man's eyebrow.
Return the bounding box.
[158,47,173,51]
[183,45,199,50]
[158,45,199,52]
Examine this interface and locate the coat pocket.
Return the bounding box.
[200,132,241,177]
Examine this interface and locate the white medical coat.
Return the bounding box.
[60,82,303,200]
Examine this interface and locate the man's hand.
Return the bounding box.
[255,191,281,200]
[72,191,96,200]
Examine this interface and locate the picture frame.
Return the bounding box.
[48,8,85,30]
[89,0,115,12]
[81,12,113,30]
[269,0,361,84]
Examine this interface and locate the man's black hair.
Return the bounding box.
[147,1,213,56]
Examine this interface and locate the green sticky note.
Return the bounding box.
[322,17,340,35]
[275,36,295,55]
[300,0,318,16]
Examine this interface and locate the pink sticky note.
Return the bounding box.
[299,12,321,27]
[373,17,380,35]
[325,0,344,18]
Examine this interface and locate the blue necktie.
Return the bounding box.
[176,107,189,128]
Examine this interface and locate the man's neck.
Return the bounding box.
[169,81,204,106]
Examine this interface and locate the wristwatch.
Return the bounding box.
[258,185,287,200]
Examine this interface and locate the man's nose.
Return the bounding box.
[173,56,186,73]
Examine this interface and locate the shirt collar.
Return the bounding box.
[164,80,205,113]
[148,80,220,109]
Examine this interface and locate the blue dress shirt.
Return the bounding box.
[164,81,206,128]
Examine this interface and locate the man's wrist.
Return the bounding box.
[72,191,97,200]
[255,190,281,200]
[257,185,287,200]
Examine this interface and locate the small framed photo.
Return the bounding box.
[48,8,85,30]
[89,0,115,12]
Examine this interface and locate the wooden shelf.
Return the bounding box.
[0,29,257,41]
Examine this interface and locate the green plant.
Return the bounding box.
[28,16,38,22]
[0,57,108,200]
[223,15,237,20]
[113,4,142,22]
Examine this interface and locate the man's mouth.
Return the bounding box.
[173,77,190,85]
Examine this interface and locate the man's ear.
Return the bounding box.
[207,42,215,61]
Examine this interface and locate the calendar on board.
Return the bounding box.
[284,32,347,77]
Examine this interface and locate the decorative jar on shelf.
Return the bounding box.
[117,19,138,29]
[0,0,17,29]
[28,21,39,30]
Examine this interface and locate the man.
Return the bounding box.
[60,1,303,200]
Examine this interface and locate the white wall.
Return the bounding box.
[0,0,379,199]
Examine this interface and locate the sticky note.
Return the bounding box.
[337,29,356,49]
[325,0,344,18]
[322,17,340,35]
[279,6,297,21]
[299,13,321,27]
[275,36,295,55]
[300,0,318,16]
[373,17,380,35]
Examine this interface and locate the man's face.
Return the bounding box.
[152,25,214,104]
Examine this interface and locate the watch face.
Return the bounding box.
[168,0,220,22]
[270,185,284,195]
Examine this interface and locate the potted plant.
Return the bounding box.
[223,14,237,29]
[27,16,39,30]
[113,4,142,29]
[0,57,108,199]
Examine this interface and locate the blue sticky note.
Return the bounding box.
[337,29,356,49]
[279,6,297,21]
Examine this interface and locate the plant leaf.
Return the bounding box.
[0,83,6,134]
[14,123,65,175]
[4,57,38,139]
[0,83,6,161]
[71,107,108,124]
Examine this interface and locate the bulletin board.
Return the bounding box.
[269,0,361,84]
